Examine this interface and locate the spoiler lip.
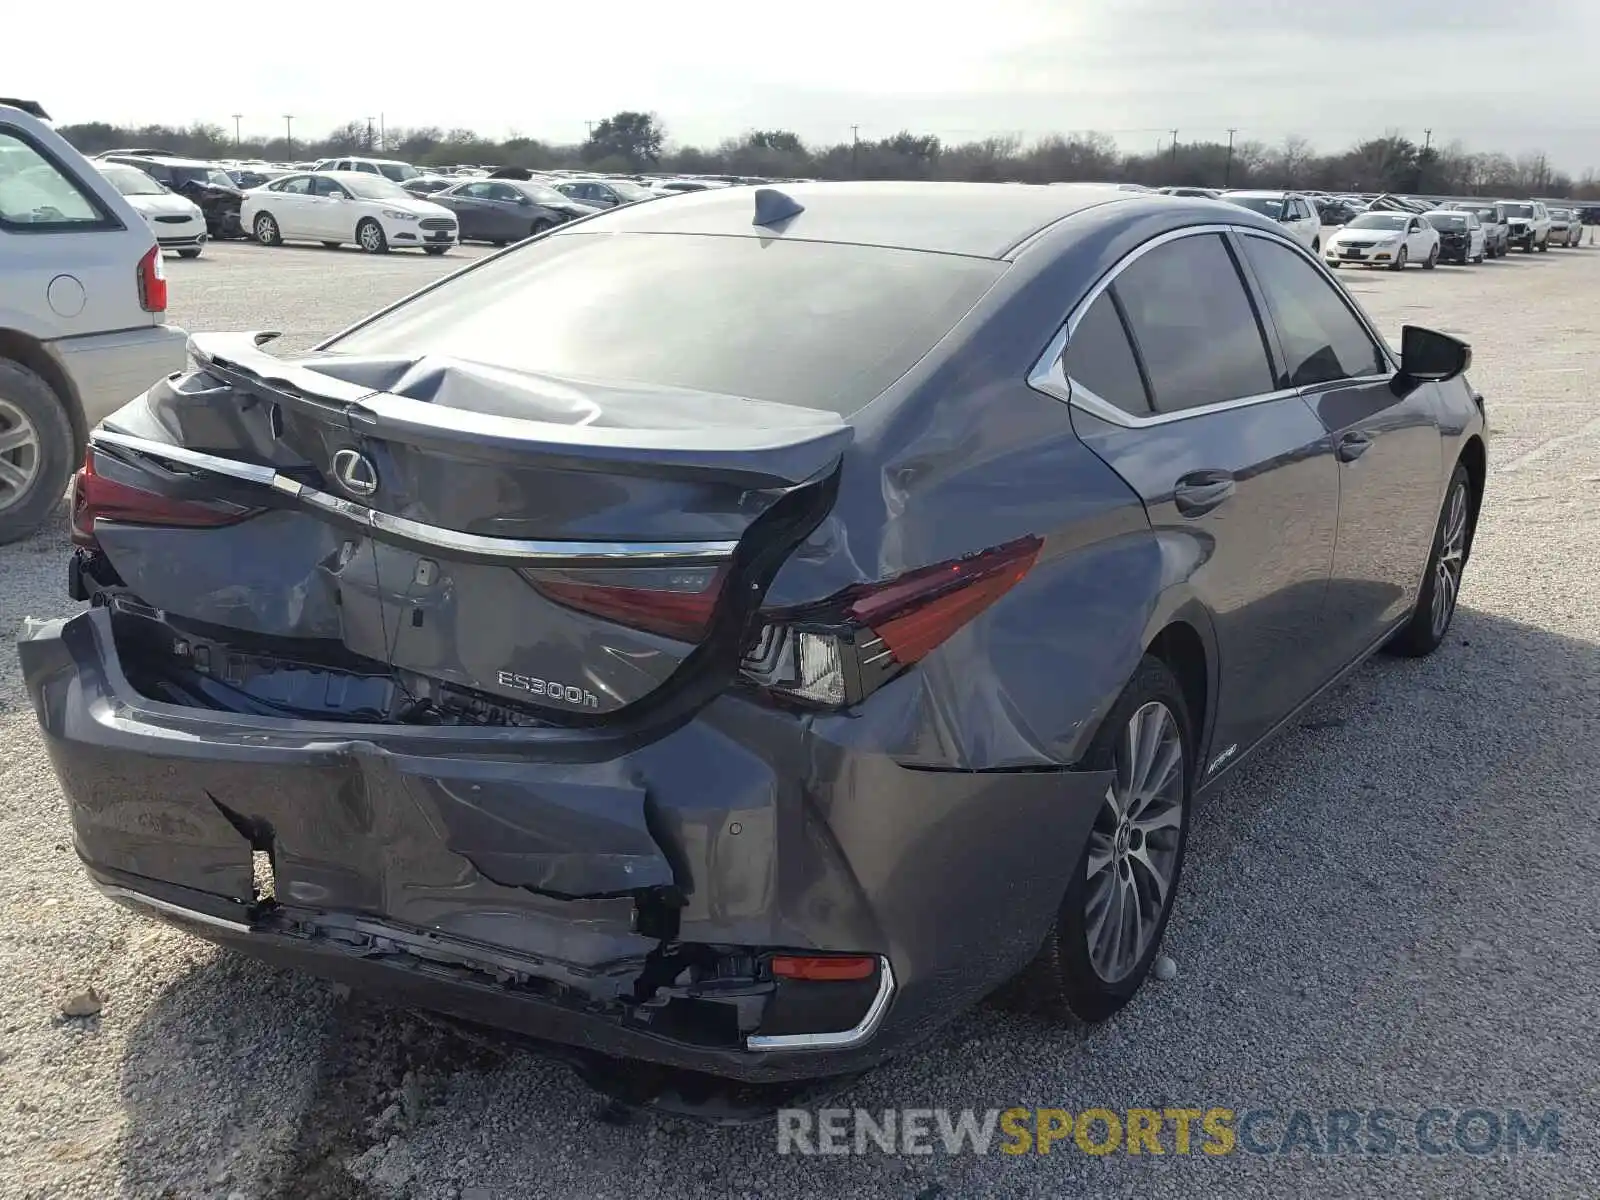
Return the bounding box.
[187,330,853,489]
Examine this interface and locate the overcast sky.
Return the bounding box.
[11,0,1599,171]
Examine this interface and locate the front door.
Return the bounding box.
[1235,230,1444,668]
[1060,230,1340,766]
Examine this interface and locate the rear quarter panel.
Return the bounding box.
[766,200,1243,770]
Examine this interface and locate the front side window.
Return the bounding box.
[1240,236,1386,388]
[0,129,113,229]
[1111,233,1275,413]
[312,176,348,198]
[1063,291,1151,417]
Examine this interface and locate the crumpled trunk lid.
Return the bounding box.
[88,332,847,720]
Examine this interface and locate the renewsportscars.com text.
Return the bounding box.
[776,1107,1563,1157]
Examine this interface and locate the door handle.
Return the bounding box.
[1337,431,1374,463]
[1173,470,1235,517]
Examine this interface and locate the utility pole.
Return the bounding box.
[1420,129,1433,192]
[231,114,242,147]
[1169,129,1179,170]
[366,116,375,151]
[1225,127,1238,187]
[1422,128,1433,153]
[379,113,385,152]
[851,123,860,175]
[283,114,294,156]
[585,120,595,138]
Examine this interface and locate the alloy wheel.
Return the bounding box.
[360,222,383,252]
[0,398,42,513]
[1084,701,1185,983]
[1431,480,1469,639]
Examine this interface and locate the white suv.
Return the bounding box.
[0,99,188,542]
[1220,190,1324,253]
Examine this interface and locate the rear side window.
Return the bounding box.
[277,175,312,195]
[1112,233,1275,413]
[1240,236,1387,387]
[326,233,1004,415]
[0,129,116,231]
[1063,291,1151,416]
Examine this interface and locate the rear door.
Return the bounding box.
[1236,231,1443,667]
[1059,229,1340,763]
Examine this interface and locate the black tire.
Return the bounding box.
[530,218,553,238]
[1328,260,1342,269]
[177,248,202,260]
[1390,246,1408,271]
[1537,238,1549,252]
[1383,462,1473,658]
[1423,244,1438,269]
[423,245,449,256]
[0,358,76,546]
[357,218,389,254]
[1003,655,1193,1024]
[1312,238,1320,254]
[253,212,281,246]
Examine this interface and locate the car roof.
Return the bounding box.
[115,153,216,167]
[1222,189,1297,197]
[583,181,1148,259]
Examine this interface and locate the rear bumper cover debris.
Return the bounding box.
[19,608,1109,1082]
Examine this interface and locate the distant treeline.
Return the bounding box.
[57,111,1600,199]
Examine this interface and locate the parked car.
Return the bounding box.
[428,178,602,245]
[1423,209,1485,264]
[400,175,455,198]
[19,183,1485,1094]
[0,99,187,543]
[1219,190,1322,252]
[95,163,208,259]
[1314,197,1362,226]
[1323,210,1441,269]
[241,171,456,254]
[1501,201,1550,252]
[1443,201,1509,257]
[553,177,658,208]
[312,156,424,184]
[95,152,244,239]
[1545,207,1581,247]
[1158,186,1219,198]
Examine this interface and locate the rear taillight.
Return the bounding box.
[522,564,729,642]
[70,453,259,548]
[742,536,1041,707]
[136,244,166,312]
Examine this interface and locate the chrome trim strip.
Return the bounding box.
[97,885,254,934]
[90,430,740,566]
[746,956,896,1052]
[1026,222,1397,428]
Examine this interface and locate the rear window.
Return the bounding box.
[325,233,1004,413]
[0,129,115,230]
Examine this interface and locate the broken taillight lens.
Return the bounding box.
[742,535,1042,708]
[522,564,729,642]
[70,452,261,548]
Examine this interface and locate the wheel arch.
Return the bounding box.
[0,328,87,454]
[1142,605,1217,776]
[1457,433,1486,554]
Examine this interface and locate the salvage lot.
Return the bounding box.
[2,238,1598,1199]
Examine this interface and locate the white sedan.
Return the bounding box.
[241,170,457,254]
[95,162,208,258]
[1323,211,1441,270]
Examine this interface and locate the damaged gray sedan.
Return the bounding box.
[19,182,1485,1084]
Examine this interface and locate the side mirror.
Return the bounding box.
[517,194,533,206]
[1397,325,1471,385]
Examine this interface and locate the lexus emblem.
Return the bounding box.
[331,448,379,498]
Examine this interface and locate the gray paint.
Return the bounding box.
[21,184,1486,1080]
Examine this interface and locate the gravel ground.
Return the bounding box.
[1,236,1598,1199]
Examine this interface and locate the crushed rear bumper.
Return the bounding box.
[18,607,1107,1082]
